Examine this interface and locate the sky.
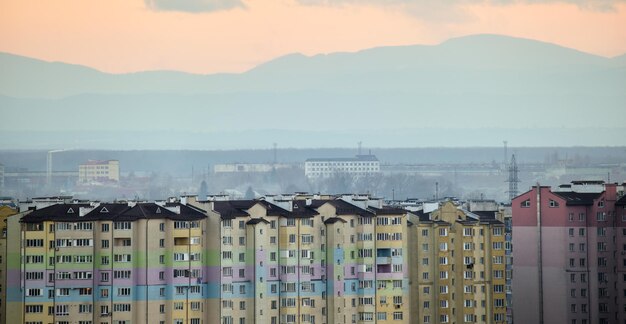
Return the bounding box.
[1,0,625,74]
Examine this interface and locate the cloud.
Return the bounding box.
[145,0,245,13]
[297,0,626,12]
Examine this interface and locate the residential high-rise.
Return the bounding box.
[512,181,625,324]
[187,195,413,324]
[408,201,507,324]
[6,201,207,324]
[0,200,18,324]
[6,193,509,324]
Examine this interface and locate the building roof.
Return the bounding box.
[324,217,347,225]
[368,206,407,215]
[81,160,118,165]
[212,200,293,219]
[472,210,498,220]
[616,195,626,206]
[20,202,205,223]
[325,199,376,217]
[553,191,602,206]
[305,154,378,162]
[290,200,320,218]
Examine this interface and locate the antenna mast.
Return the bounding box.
[506,154,520,202]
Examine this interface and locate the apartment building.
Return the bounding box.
[408,201,507,324]
[6,201,207,324]
[187,195,414,324]
[0,202,18,324]
[78,160,120,184]
[512,181,625,324]
[7,193,509,324]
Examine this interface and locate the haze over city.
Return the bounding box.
[1,2,626,324]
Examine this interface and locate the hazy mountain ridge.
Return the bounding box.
[1,34,624,148]
[1,34,624,99]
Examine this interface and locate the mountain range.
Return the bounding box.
[1,34,624,149]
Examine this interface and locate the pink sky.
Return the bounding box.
[1,0,625,74]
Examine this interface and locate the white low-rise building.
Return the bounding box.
[304,154,380,178]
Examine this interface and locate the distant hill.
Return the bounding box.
[0,34,624,148]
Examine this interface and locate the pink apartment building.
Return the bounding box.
[512,181,626,324]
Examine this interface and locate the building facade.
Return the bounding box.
[6,194,508,324]
[408,201,507,324]
[78,160,120,185]
[304,155,380,178]
[0,202,18,324]
[6,201,207,324]
[512,181,625,324]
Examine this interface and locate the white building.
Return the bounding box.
[78,160,119,184]
[213,163,292,173]
[304,154,380,178]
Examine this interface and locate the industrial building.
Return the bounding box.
[304,155,380,178]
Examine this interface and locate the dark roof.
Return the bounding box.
[212,201,252,219]
[20,204,92,223]
[247,218,269,225]
[472,211,497,220]
[368,206,407,215]
[553,191,602,206]
[212,200,292,219]
[305,155,378,162]
[617,195,626,206]
[325,200,375,217]
[480,219,504,225]
[290,200,319,218]
[20,203,205,223]
[324,217,347,224]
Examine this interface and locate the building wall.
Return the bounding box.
[409,202,507,324]
[513,184,622,324]
[7,197,509,324]
[78,160,120,184]
[7,206,208,324]
[0,205,18,324]
[304,160,380,178]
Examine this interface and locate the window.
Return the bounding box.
[114,222,131,230]
[549,199,559,207]
[114,254,131,262]
[113,270,131,279]
[113,303,131,312]
[25,305,44,313]
[521,199,531,208]
[118,288,131,296]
